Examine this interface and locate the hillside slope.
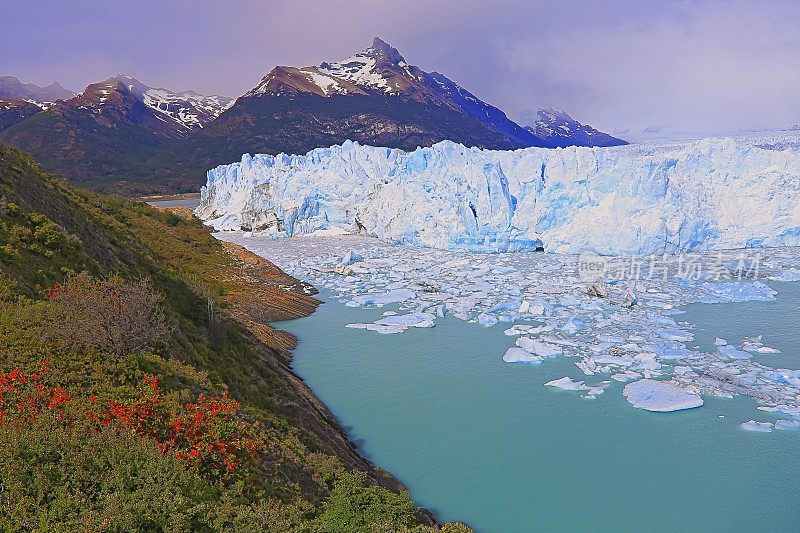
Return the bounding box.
[0,142,468,531]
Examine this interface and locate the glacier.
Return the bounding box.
[197,136,800,255]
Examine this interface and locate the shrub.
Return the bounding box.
[314,471,418,532]
[50,272,170,357]
[0,414,260,532]
[0,365,258,485]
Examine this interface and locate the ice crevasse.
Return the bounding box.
[196,138,800,255]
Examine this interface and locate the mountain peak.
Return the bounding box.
[367,37,405,64]
[371,36,390,48]
[539,106,569,118]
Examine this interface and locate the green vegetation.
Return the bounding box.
[0,142,470,532]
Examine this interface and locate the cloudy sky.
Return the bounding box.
[4,0,799,133]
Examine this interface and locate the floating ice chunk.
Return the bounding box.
[591,355,634,366]
[515,337,562,357]
[611,371,641,382]
[597,334,625,343]
[718,345,752,360]
[768,268,800,281]
[714,338,728,346]
[762,369,800,387]
[339,250,362,266]
[741,336,781,353]
[775,420,800,430]
[562,315,584,334]
[658,329,693,342]
[346,323,406,334]
[477,313,499,327]
[349,288,415,306]
[586,384,608,396]
[489,300,521,313]
[741,420,773,432]
[755,346,781,354]
[623,379,703,412]
[527,304,546,315]
[502,347,544,364]
[632,353,661,371]
[504,325,533,336]
[545,376,588,391]
[642,344,690,359]
[375,312,436,328]
[575,359,596,376]
[694,281,776,304]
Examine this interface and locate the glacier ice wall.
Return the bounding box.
[196,137,800,254]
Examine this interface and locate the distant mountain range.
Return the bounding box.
[0,38,625,194]
[524,107,626,148]
[0,76,74,105]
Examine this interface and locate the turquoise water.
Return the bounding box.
[684,281,800,370]
[277,285,800,532]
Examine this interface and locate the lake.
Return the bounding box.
[278,283,800,532]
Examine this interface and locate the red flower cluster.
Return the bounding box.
[0,360,70,426]
[86,375,259,481]
[1,364,258,483]
[46,282,63,300]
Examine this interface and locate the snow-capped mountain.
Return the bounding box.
[0,40,626,193]
[0,74,235,192]
[197,136,800,255]
[0,76,75,107]
[524,107,627,147]
[63,77,192,138]
[108,75,233,131]
[225,37,548,152]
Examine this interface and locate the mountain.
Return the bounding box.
[524,107,627,147]
[0,75,232,191]
[109,74,233,131]
[159,38,551,187]
[0,75,75,106]
[0,40,621,194]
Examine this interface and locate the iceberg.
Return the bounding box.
[348,288,415,306]
[718,345,752,360]
[775,420,800,430]
[623,379,704,412]
[515,337,563,357]
[545,376,589,391]
[741,420,774,432]
[503,347,545,364]
[197,137,800,255]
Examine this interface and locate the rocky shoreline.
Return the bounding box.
[204,221,438,525]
